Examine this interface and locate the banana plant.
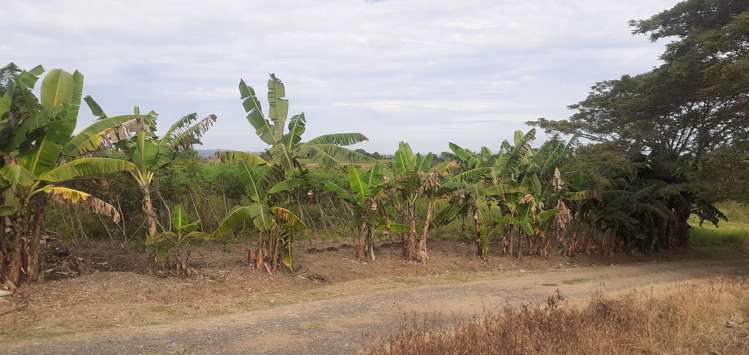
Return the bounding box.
[146,204,208,276]
[484,131,591,258]
[0,67,136,287]
[324,164,388,260]
[81,99,218,243]
[434,130,538,259]
[390,142,443,262]
[227,74,372,230]
[226,74,370,173]
[434,142,499,257]
[211,155,305,272]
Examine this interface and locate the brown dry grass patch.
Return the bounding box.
[363,278,749,355]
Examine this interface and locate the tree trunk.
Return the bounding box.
[670,206,691,248]
[6,223,25,287]
[354,218,367,259]
[254,233,266,271]
[141,183,158,242]
[270,229,279,272]
[473,208,484,259]
[0,216,12,282]
[417,201,433,263]
[6,204,34,288]
[365,222,375,261]
[508,226,514,258]
[26,201,46,282]
[404,205,418,261]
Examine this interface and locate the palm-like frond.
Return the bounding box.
[296,143,371,168]
[307,133,368,146]
[267,74,289,140]
[268,177,304,195]
[505,129,536,179]
[415,153,434,172]
[271,207,305,228]
[283,113,306,148]
[163,114,218,152]
[212,203,272,237]
[40,186,121,223]
[215,150,269,167]
[239,79,275,145]
[83,95,107,119]
[237,163,271,203]
[0,163,36,186]
[347,165,369,205]
[162,113,198,140]
[393,142,416,175]
[39,157,135,182]
[64,114,148,156]
[324,181,354,204]
[452,167,493,183]
[170,204,200,233]
[448,142,474,162]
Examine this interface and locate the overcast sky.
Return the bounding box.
[4,0,678,153]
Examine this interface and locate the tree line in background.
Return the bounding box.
[1,0,747,288]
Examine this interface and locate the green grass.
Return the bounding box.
[689,220,749,248]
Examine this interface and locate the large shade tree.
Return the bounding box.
[532,0,749,249]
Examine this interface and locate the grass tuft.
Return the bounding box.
[689,221,749,249]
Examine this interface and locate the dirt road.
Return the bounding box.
[5,258,748,355]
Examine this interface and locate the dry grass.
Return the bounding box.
[363,278,749,355]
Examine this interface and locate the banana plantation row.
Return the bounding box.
[0,64,719,288]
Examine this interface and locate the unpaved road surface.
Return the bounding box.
[5,258,748,354]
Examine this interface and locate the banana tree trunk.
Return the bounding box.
[270,229,279,272]
[141,182,158,242]
[417,200,433,263]
[355,217,367,259]
[473,208,484,259]
[509,226,514,258]
[365,222,375,261]
[253,232,266,271]
[5,197,47,286]
[174,245,191,276]
[251,231,277,273]
[6,197,36,288]
[6,216,26,287]
[404,204,418,261]
[26,200,46,282]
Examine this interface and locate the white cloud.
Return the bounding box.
[3,0,678,152]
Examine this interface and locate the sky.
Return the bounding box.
[3,0,678,153]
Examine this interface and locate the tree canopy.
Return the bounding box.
[531,0,749,248]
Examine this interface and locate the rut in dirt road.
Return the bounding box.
[5,258,748,355]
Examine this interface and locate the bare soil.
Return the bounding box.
[1,239,747,354]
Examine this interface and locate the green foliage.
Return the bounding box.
[530,0,749,250]
[147,204,209,275]
[324,164,388,259]
[4,0,747,283]
[232,74,370,172]
[0,65,139,286]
